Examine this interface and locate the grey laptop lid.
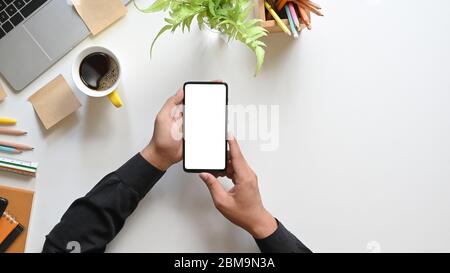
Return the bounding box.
[0,0,130,91]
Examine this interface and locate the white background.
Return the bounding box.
[1,0,450,252]
[184,83,227,171]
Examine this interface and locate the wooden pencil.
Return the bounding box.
[0,140,34,151]
[297,0,324,17]
[301,0,321,10]
[297,3,311,29]
[0,128,27,136]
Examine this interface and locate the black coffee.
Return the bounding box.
[79,53,119,91]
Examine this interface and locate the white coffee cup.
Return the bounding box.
[72,46,123,108]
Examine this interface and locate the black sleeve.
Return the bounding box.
[255,220,312,253]
[42,153,165,253]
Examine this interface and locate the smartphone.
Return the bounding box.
[0,197,7,216]
[183,82,228,172]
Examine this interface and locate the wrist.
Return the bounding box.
[248,210,278,239]
[141,144,172,171]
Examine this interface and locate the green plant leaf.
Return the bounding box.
[208,0,216,17]
[255,46,265,75]
[197,14,204,29]
[150,25,172,58]
[135,0,170,13]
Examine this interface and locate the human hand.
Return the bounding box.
[141,89,183,171]
[199,136,278,239]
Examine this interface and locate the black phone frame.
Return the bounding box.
[183,81,228,173]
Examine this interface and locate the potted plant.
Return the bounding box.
[136,0,268,74]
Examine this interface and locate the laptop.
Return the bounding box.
[0,0,130,91]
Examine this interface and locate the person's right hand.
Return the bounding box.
[141,89,184,171]
[199,136,278,239]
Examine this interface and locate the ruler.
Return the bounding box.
[0,157,38,177]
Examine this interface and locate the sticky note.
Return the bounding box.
[0,82,6,101]
[28,75,81,130]
[73,0,127,36]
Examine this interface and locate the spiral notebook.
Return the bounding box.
[0,185,34,253]
[0,212,24,253]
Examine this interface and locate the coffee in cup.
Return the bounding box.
[79,53,119,91]
[72,46,123,108]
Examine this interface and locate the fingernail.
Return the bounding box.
[199,173,208,180]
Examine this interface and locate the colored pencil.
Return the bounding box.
[297,3,311,30]
[265,1,292,36]
[0,140,33,151]
[0,117,16,126]
[0,128,27,136]
[300,0,321,10]
[276,0,288,11]
[285,5,299,38]
[297,0,324,16]
[288,2,301,30]
[0,145,22,154]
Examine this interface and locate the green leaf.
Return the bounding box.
[197,14,204,29]
[255,46,265,75]
[208,0,216,16]
[150,25,172,58]
[135,0,170,13]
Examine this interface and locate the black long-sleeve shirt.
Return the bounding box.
[42,154,311,253]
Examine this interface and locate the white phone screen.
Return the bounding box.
[184,83,227,171]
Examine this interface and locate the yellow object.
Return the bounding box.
[0,117,16,125]
[108,90,123,108]
[264,1,292,36]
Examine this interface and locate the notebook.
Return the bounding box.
[0,197,6,215]
[0,212,24,253]
[0,185,34,253]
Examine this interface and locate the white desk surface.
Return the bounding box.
[1,0,450,252]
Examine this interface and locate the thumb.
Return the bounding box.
[162,89,184,114]
[199,173,227,204]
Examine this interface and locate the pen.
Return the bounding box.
[0,145,22,154]
[0,140,33,151]
[285,5,299,38]
[265,1,292,36]
[0,117,17,126]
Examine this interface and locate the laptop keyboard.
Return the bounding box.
[0,0,48,40]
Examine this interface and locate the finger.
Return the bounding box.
[162,89,184,113]
[211,171,227,178]
[170,117,183,141]
[226,163,235,181]
[228,135,248,172]
[199,173,227,203]
[172,88,184,105]
[171,104,184,120]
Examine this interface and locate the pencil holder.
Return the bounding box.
[258,0,308,34]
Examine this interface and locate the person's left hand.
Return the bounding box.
[141,89,184,171]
